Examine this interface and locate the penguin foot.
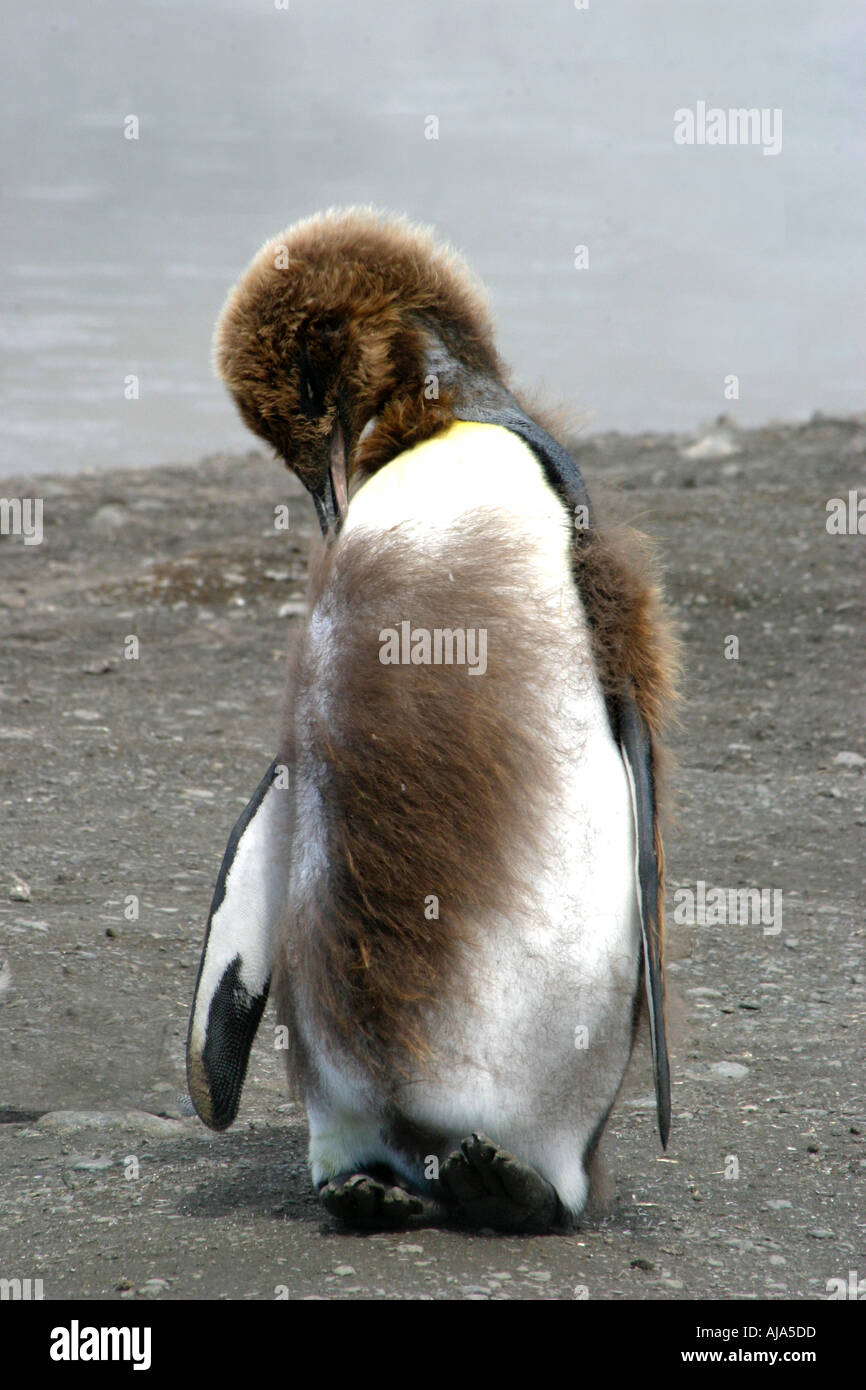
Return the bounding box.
[319,1171,429,1230]
[439,1133,564,1233]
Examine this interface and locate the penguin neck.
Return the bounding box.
[353,319,515,482]
[418,321,515,416]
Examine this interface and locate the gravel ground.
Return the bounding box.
[0,414,863,1301]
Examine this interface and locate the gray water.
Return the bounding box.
[1,0,863,477]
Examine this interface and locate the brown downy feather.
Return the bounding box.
[213,206,502,492]
[275,522,581,1088]
[273,518,680,1089]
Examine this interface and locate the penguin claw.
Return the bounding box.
[439,1133,564,1233]
[319,1172,427,1230]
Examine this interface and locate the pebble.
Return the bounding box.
[679,432,741,461]
[278,599,307,618]
[138,1278,170,1297]
[833,751,864,769]
[8,878,30,902]
[764,1199,792,1211]
[710,1062,750,1080]
[89,505,128,530]
[333,1265,356,1277]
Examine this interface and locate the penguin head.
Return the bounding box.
[213,207,502,536]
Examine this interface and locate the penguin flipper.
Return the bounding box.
[186,759,293,1130]
[617,692,671,1149]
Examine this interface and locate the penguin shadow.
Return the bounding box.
[177,1124,323,1227]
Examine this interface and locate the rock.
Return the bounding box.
[278,599,307,618]
[89,505,128,530]
[679,432,742,462]
[333,1265,356,1277]
[36,1109,185,1138]
[833,751,864,769]
[8,878,30,902]
[710,1062,750,1080]
[138,1277,170,1296]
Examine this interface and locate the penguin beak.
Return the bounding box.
[312,418,349,540]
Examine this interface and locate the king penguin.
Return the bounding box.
[186,208,678,1232]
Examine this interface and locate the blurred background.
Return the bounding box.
[1,0,862,477]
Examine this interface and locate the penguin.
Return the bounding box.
[186,208,678,1232]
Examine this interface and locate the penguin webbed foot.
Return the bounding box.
[319,1170,434,1231]
[438,1133,566,1234]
